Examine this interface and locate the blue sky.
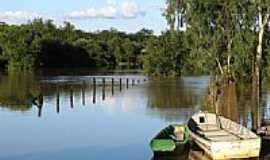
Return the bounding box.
[0,0,167,34]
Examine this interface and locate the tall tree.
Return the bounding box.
[251,0,270,129]
[163,0,186,31]
[185,1,257,80]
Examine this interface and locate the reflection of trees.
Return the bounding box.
[0,72,39,111]
[204,80,266,129]
[231,82,264,129]
[146,79,203,121]
[236,82,251,127]
[219,83,240,123]
[204,82,240,123]
[147,79,200,108]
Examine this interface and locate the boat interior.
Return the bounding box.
[156,125,186,141]
[188,112,258,142]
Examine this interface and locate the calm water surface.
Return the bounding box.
[0,70,269,160]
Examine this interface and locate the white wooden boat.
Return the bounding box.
[187,111,261,160]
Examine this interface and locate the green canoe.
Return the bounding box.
[150,124,190,153]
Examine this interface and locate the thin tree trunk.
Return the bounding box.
[252,9,269,130]
[177,0,181,31]
[216,58,224,75]
[170,16,176,30]
[227,38,233,82]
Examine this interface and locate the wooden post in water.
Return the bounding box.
[119,78,122,92]
[126,78,129,89]
[82,81,86,106]
[33,93,43,117]
[38,106,42,117]
[56,87,60,114]
[93,78,96,104]
[70,86,74,108]
[111,78,114,95]
[132,79,135,86]
[38,94,43,117]
[102,78,105,101]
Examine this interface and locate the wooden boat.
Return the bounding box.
[150,124,190,154]
[187,111,261,160]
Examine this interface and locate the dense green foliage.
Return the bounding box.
[140,31,185,76]
[0,19,153,71]
[2,0,270,80]
[184,0,258,79]
[141,0,270,79]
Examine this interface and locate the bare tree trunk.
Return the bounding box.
[252,9,269,130]
[177,0,181,31]
[170,16,176,31]
[216,58,224,75]
[227,39,232,76]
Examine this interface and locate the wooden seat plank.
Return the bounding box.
[198,124,220,131]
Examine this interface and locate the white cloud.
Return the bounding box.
[0,11,41,22]
[67,0,145,20]
[67,0,117,19]
[68,7,117,19]
[122,1,142,18]
[0,0,149,24]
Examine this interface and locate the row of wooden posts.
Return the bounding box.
[52,77,147,115]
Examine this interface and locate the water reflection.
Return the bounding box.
[0,72,148,112]
[0,72,269,160]
[0,72,40,111]
[218,83,240,123]
[147,79,199,108]
[146,77,209,122]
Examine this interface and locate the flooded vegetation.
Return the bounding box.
[2,0,270,159]
[0,70,268,159]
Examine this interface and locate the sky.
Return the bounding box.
[0,0,167,34]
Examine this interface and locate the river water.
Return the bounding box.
[0,69,269,160]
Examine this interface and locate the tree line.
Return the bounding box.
[0,19,213,77]
[0,19,154,71]
[1,0,270,82]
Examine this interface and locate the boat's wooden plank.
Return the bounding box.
[219,116,257,139]
[203,130,230,137]
[198,124,220,131]
[206,134,240,141]
[202,129,241,141]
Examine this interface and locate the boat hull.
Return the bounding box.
[189,130,261,159]
[150,124,190,153]
[188,112,261,160]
